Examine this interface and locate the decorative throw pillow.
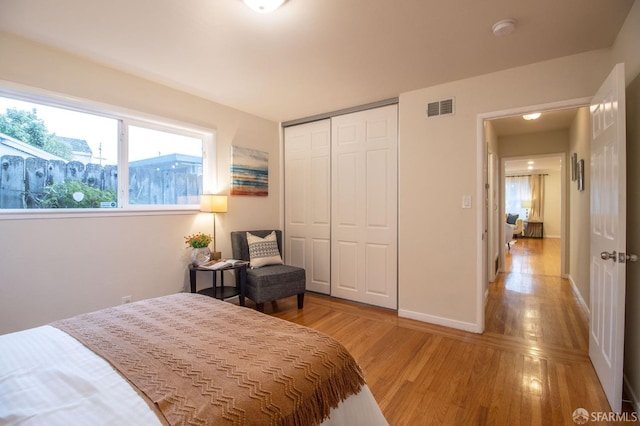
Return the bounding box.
[247,231,283,269]
[506,213,519,225]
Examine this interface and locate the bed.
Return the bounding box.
[0,293,387,425]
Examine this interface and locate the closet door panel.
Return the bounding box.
[336,152,358,226]
[311,156,330,225]
[331,104,398,309]
[366,149,390,227]
[365,243,390,295]
[284,120,331,294]
[335,240,358,292]
[311,238,331,288]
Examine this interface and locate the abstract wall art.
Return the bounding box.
[230,145,268,196]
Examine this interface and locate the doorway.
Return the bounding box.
[502,153,564,271]
[477,99,590,333]
[479,65,633,413]
[485,106,583,284]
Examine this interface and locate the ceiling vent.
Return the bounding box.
[426,98,455,118]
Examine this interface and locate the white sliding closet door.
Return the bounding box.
[331,105,398,309]
[284,120,331,294]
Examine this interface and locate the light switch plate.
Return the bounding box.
[462,195,472,209]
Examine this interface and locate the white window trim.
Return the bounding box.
[0,81,216,219]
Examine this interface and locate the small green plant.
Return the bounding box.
[39,181,116,208]
[184,232,212,248]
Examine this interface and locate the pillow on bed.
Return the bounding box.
[247,231,284,268]
[506,213,519,225]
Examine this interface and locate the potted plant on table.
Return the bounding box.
[184,232,212,265]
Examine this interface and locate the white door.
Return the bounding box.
[284,120,331,294]
[331,105,398,309]
[589,63,627,413]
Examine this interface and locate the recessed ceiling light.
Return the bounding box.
[492,19,516,36]
[243,0,286,13]
[523,112,541,120]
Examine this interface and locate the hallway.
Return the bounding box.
[485,237,637,420]
[486,238,588,351]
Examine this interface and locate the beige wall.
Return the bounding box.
[625,72,640,414]
[567,107,591,307]
[0,32,281,334]
[543,170,562,238]
[499,129,569,159]
[613,0,640,87]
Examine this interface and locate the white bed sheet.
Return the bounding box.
[0,325,387,426]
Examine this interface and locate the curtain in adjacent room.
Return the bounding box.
[505,175,531,219]
[529,174,545,221]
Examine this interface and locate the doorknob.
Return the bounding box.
[601,251,617,261]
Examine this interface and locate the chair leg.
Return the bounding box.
[297,293,304,309]
[256,303,265,313]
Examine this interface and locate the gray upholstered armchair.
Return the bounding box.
[230,230,305,312]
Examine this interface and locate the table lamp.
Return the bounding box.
[200,194,228,260]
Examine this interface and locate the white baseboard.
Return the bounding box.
[398,308,482,333]
[567,274,590,315]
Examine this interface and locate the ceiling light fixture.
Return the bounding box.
[243,0,286,13]
[523,112,541,120]
[492,19,516,36]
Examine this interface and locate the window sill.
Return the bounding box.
[0,207,199,221]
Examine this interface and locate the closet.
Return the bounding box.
[284,104,398,309]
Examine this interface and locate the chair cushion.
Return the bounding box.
[246,265,306,304]
[247,264,305,287]
[247,231,283,268]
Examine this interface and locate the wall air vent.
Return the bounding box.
[426,98,455,118]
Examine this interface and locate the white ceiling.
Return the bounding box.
[0,0,634,122]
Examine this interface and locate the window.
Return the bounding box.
[0,89,213,212]
[505,176,531,219]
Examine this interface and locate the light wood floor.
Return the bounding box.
[248,238,635,425]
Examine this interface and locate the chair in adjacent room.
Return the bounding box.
[230,230,306,312]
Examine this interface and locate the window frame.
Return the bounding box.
[0,82,216,219]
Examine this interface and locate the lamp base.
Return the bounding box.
[211,251,222,260]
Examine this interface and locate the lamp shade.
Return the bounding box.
[200,194,228,213]
[521,200,532,209]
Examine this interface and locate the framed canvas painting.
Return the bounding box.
[230,145,268,196]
